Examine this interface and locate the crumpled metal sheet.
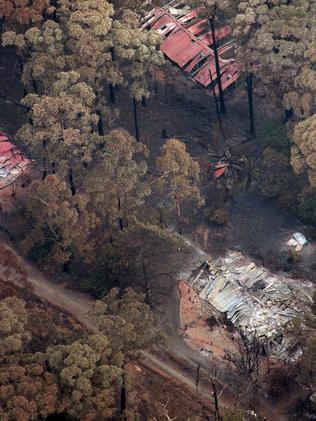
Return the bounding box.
[188,251,314,359]
[0,135,29,191]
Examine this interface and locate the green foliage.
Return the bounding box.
[0,286,157,420]
[297,187,316,224]
[46,334,123,419]
[90,287,158,359]
[83,129,149,232]
[0,297,31,359]
[0,0,50,29]
[18,72,98,181]
[257,119,290,154]
[156,138,203,234]
[80,223,186,301]
[0,361,62,421]
[292,114,316,187]
[259,147,299,208]
[21,175,99,266]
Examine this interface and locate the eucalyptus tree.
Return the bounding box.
[21,174,99,266]
[83,128,149,235]
[292,114,316,187]
[18,71,98,190]
[156,138,203,235]
[0,0,50,30]
[2,20,65,94]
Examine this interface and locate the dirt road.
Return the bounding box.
[3,241,220,406]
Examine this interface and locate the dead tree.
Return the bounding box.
[209,6,226,115]
[153,397,177,421]
[195,363,221,421]
[225,331,260,380]
[210,377,220,421]
[132,96,140,142]
[246,71,255,137]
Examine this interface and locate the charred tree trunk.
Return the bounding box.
[68,167,76,196]
[285,108,293,121]
[209,15,226,115]
[132,97,140,142]
[246,72,255,137]
[109,48,116,104]
[209,70,225,140]
[42,157,47,180]
[0,17,4,33]
[175,196,182,235]
[210,377,220,421]
[120,375,127,419]
[96,110,104,136]
[16,55,24,79]
[32,78,39,94]
[109,84,115,104]
[142,262,151,305]
[42,139,47,180]
[117,193,124,231]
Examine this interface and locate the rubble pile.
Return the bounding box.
[188,252,314,359]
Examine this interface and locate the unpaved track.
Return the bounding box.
[4,242,217,408]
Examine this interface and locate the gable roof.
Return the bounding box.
[142,2,239,92]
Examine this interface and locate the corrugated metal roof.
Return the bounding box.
[188,251,314,359]
[0,133,29,192]
[143,4,239,93]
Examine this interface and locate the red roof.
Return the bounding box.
[143,5,238,93]
[0,133,29,192]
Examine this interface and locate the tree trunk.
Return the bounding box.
[42,139,47,180]
[132,97,140,142]
[285,108,293,121]
[109,48,116,104]
[32,78,39,94]
[142,262,151,305]
[51,162,56,174]
[117,193,124,231]
[16,55,23,79]
[209,17,226,115]
[120,375,127,420]
[153,70,158,101]
[210,377,220,421]
[246,72,255,137]
[209,70,225,140]
[68,168,76,195]
[109,84,115,104]
[175,196,182,235]
[96,110,104,136]
[42,157,47,180]
[0,17,4,33]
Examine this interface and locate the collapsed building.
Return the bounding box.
[142,1,239,94]
[0,132,29,193]
[188,251,314,359]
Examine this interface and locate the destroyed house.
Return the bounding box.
[142,1,239,94]
[0,133,29,193]
[188,251,314,360]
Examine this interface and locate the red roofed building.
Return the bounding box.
[0,132,29,193]
[142,1,239,94]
